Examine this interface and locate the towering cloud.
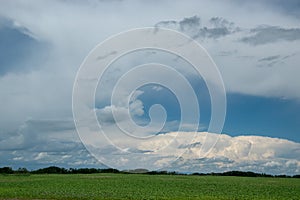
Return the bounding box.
[110,132,298,174]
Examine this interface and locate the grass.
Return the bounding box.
[0,173,299,199]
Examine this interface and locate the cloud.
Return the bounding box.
[152,85,163,91]
[0,0,299,128]
[96,101,144,124]
[155,16,239,39]
[139,132,300,174]
[0,0,299,172]
[0,17,48,76]
[258,55,280,62]
[179,15,201,30]
[96,89,145,125]
[0,118,104,169]
[199,17,240,39]
[1,117,299,174]
[155,14,300,100]
[0,119,79,151]
[241,25,300,45]
[256,53,298,67]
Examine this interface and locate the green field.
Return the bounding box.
[0,173,299,199]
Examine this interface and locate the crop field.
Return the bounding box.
[0,173,299,199]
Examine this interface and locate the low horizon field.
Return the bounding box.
[0,173,299,199]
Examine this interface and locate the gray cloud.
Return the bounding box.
[241,25,300,45]
[198,17,240,39]
[0,118,105,169]
[0,119,78,151]
[156,16,239,39]
[258,55,280,62]
[0,148,105,170]
[0,17,49,76]
[257,55,281,67]
[179,15,201,32]
[257,53,297,67]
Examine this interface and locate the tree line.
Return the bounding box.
[0,166,119,174]
[0,166,299,178]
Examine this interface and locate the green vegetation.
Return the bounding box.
[0,173,299,199]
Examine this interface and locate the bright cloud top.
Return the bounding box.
[95,131,300,174]
[1,122,299,174]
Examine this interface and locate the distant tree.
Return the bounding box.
[16,167,29,174]
[0,167,13,174]
[32,166,68,174]
[74,168,99,174]
[100,168,120,173]
[191,172,206,176]
[147,171,168,175]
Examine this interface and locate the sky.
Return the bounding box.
[0,0,299,174]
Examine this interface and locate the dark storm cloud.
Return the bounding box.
[241,25,300,45]
[0,119,77,151]
[0,118,104,169]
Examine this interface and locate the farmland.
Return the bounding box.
[0,173,299,199]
